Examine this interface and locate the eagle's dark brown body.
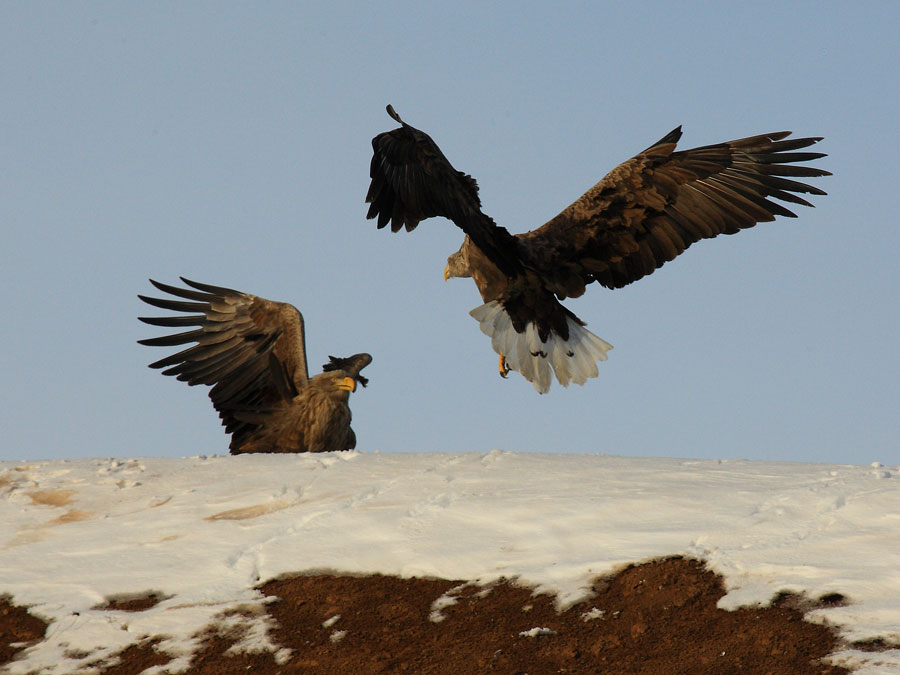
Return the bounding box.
[139,278,371,454]
[228,378,356,454]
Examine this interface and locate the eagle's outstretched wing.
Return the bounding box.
[366,105,523,278]
[519,127,831,300]
[138,277,310,448]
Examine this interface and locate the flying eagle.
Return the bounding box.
[366,105,829,393]
[138,278,372,454]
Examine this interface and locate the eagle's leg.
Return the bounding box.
[498,354,510,378]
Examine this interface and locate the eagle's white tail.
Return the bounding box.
[470,301,613,394]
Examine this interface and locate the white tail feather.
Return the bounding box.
[470,301,613,394]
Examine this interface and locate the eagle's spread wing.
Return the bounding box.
[366,105,523,278]
[138,278,310,448]
[521,127,831,299]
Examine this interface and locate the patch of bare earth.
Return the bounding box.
[93,592,170,613]
[0,597,47,666]
[1,557,873,674]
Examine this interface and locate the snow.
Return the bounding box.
[1,451,899,673]
[519,627,556,637]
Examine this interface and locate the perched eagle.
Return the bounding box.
[138,278,372,454]
[366,105,829,393]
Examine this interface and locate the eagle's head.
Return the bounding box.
[444,238,473,281]
[321,353,372,390]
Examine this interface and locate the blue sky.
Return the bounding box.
[2,2,897,464]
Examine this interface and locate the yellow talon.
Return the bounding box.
[498,354,510,378]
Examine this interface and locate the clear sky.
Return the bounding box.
[2,2,897,464]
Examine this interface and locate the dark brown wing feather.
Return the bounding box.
[366,105,523,277]
[520,127,831,296]
[138,278,310,450]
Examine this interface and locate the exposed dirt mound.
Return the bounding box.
[0,597,47,667]
[2,557,855,674]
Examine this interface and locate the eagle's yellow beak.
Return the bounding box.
[337,377,356,392]
[443,264,451,281]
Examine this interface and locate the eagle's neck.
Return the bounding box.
[451,236,511,304]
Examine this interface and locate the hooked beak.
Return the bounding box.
[337,377,356,392]
[443,263,451,281]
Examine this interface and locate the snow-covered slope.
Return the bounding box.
[1,452,898,673]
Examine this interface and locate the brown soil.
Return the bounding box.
[0,598,48,667]
[1,557,863,674]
